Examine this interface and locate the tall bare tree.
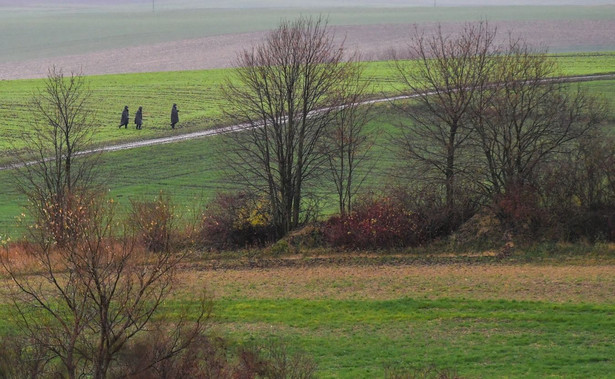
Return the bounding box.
[470,39,606,196]
[13,67,98,245]
[222,16,352,236]
[324,62,375,216]
[394,22,497,210]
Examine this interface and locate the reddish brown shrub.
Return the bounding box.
[493,183,545,235]
[324,196,425,249]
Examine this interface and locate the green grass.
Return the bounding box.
[0,69,230,159]
[1,77,614,235]
[556,52,615,76]
[2,5,613,63]
[211,297,615,377]
[1,53,614,157]
[2,296,612,377]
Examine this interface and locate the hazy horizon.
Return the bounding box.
[1,0,614,9]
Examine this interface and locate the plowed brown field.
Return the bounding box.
[1,19,614,80]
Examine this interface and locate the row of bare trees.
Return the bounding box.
[221,18,608,240]
[221,16,375,237]
[393,23,607,232]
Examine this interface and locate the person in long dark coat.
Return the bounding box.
[134,106,143,130]
[171,104,179,129]
[119,106,129,129]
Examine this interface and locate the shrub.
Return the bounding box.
[387,185,477,240]
[28,191,98,248]
[254,340,318,379]
[113,333,316,379]
[129,192,175,252]
[286,224,325,250]
[199,191,276,250]
[493,183,545,236]
[0,335,49,379]
[324,195,425,249]
[538,134,615,242]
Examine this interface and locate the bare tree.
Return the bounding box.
[1,193,207,379]
[324,62,375,216]
[4,67,206,378]
[13,67,98,245]
[394,22,497,210]
[221,16,353,236]
[470,39,606,196]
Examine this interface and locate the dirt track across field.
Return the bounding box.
[1,72,612,173]
[1,19,614,80]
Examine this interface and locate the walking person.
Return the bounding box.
[119,105,129,129]
[134,106,143,130]
[170,103,179,129]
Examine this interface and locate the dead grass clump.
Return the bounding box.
[385,365,461,379]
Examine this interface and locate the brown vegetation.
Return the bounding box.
[172,257,615,304]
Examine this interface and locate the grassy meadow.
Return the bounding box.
[0,30,615,379]
[1,53,614,157]
[1,71,614,235]
[2,256,615,377]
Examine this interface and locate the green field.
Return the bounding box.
[3,260,614,377]
[1,76,613,235]
[1,53,614,160]
[2,4,615,377]
[215,298,615,377]
[156,258,615,377]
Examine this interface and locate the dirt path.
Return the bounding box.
[2,73,613,172]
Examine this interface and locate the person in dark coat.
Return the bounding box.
[170,104,179,129]
[134,106,143,130]
[119,105,129,129]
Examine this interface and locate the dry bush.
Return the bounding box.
[538,132,615,242]
[199,191,276,250]
[112,333,316,379]
[492,183,545,237]
[129,192,175,253]
[388,185,478,240]
[1,191,207,379]
[0,335,50,379]
[255,340,318,379]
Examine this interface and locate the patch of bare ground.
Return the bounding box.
[175,263,615,304]
[1,19,614,80]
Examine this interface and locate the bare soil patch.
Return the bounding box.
[175,261,615,304]
[1,19,613,80]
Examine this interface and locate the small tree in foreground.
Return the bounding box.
[1,192,208,379]
[13,67,99,246]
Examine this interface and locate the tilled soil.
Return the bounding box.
[1,19,614,80]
